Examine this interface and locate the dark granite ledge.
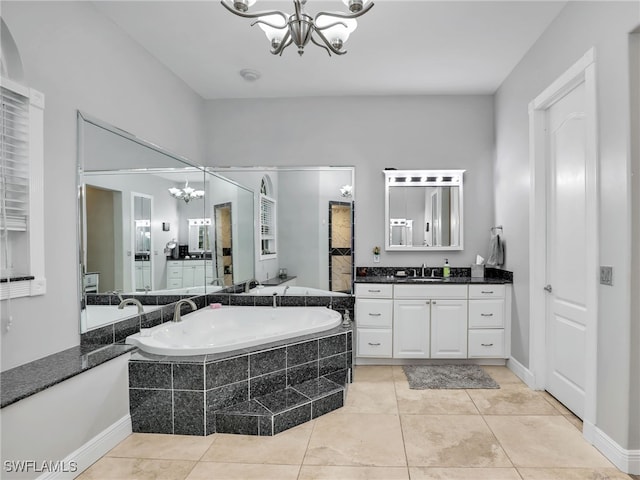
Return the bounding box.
[354,275,511,285]
[1,344,135,408]
[1,275,35,283]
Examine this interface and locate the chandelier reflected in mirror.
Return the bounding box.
[168,181,204,203]
[221,0,374,56]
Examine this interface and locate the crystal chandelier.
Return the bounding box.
[221,0,374,56]
[168,181,204,203]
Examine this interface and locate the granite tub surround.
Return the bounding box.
[128,325,353,436]
[0,343,135,408]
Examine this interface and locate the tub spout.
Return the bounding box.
[118,298,144,314]
[173,299,197,322]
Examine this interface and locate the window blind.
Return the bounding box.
[260,195,275,236]
[0,85,30,231]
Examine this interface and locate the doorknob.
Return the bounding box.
[544,284,553,293]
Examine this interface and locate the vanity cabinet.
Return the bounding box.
[166,259,212,289]
[394,285,467,359]
[355,281,511,363]
[468,284,506,358]
[134,261,151,290]
[355,284,393,358]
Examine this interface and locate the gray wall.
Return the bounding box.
[494,1,639,450]
[203,95,496,269]
[0,1,205,370]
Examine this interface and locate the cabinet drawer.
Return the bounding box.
[394,284,467,299]
[469,300,504,328]
[167,260,183,267]
[468,329,505,357]
[167,278,182,288]
[468,284,505,299]
[357,329,393,357]
[355,283,393,298]
[167,267,183,279]
[356,299,393,327]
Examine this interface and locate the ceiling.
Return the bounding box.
[93,0,567,100]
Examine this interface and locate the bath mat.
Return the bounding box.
[402,365,499,389]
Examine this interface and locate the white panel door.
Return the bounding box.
[430,299,468,359]
[393,299,430,358]
[545,81,588,418]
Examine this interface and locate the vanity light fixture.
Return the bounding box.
[168,181,204,203]
[221,0,374,56]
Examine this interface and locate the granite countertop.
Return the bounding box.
[1,343,135,408]
[355,276,511,285]
[261,276,297,286]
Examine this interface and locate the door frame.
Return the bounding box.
[528,48,599,437]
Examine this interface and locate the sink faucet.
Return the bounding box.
[272,292,278,308]
[283,285,290,296]
[244,278,261,293]
[118,298,143,314]
[422,263,427,277]
[110,290,124,303]
[410,269,418,277]
[173,299,197,322]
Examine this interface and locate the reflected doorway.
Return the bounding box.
[214,202,233,286]
[328,201,353,293]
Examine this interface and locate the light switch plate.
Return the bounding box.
[600,266,613,286]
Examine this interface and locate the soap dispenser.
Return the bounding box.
[443,259,451,278]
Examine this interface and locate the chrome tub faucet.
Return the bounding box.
[173,299,197,322]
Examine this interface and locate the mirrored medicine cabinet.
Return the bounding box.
[384,169,464,251]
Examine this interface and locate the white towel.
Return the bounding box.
[487,233,504,266]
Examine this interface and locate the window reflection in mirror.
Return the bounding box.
[384,170,464,251]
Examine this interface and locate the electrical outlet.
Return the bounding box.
[600,266,613,286]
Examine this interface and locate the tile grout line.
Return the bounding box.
[392,365,412,477]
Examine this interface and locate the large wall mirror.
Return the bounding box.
[214,167,355,296]
[384,169,464,251]
[77,112,255,332]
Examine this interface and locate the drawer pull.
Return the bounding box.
[481,343,494,347]
[368,342,381,346]
[480,313,494,317]
[481,290,494,294]
[368,313,382,316]
[368,289,381,293]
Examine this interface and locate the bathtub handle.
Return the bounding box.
[368,342,381,346]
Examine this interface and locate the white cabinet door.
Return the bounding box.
[182,264,196,287]
[393,299,430,359]
[430,299,468,359]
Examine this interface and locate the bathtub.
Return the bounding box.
[244,285,348,297]
[126,306,342,356]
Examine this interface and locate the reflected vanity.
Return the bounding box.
[384,169,464,251]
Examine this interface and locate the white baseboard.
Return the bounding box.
[589,423,640,475]
[506,356,535,387]
[37,415,132,480]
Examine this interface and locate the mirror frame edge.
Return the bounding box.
[383,169,465,252]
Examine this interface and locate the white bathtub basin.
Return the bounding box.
[126,306,342,356]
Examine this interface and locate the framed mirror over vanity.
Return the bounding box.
[384,169,465,251]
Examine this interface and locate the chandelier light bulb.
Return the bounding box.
[233,0,256,12]
[316,15,357,51]
[342,0,366,13]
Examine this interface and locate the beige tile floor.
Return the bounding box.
[78,365,637,480]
